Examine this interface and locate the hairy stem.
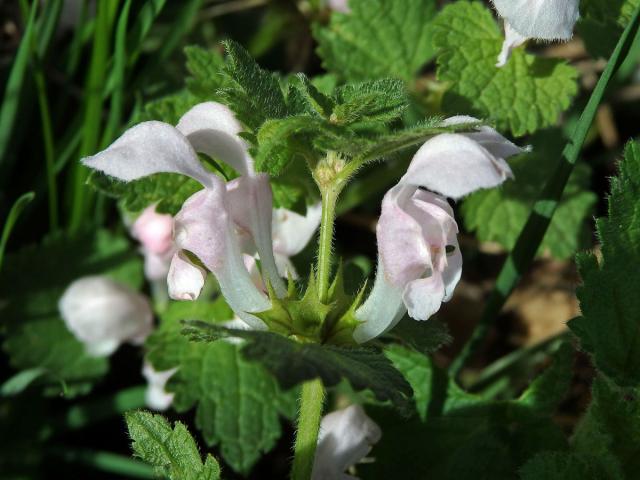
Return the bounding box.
[291,378,325,480]
[449,5,640,378]
[317,185,339,303]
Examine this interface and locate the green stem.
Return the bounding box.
[317,185,340,303]
[449,6,640,378]
[291,378,325,480]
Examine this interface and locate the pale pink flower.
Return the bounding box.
[312,405,381,480]
[131,206,175,282]
[59,276,153,357]
[491,0,580,67]
[354,117,521,342]
[83,102,286,329]
[328,0,350,14]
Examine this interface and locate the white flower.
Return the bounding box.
[142,362,177,411]
[82,102,286,329]
[354,117,521,343]
[312,405,381,480]
[58,276,153,357]
[491,0,580,67]
[327,0,350,14]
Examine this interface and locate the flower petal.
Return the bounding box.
[402,273,446,321]
[443,116,524,159]
[131,206,174,255]
[377,185,431,287]
[142,362,177,411]
[400,133,515,199]
[176,101,254,176]
[174,189,270,328]
[353,259,407,344]
[58,275,153,357]
[313,405,381,480]
[491,0,579,41]
[82,121,214,187]
[167,252,206,301]
[496,21,528,67]
[226,174,287,297]
[272,202,322,257]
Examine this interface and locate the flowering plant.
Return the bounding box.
[1,1,640,479]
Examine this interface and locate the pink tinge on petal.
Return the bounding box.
[327,0,350,14]
[377,185,432,287]
[131,206,174,255]
[272,202,322,258]
[143,250,173,282]
[173,187,270,326]
[226,174,287,297]
[400,133,516,200]
[402,273,446,321]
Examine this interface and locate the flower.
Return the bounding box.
[354,117,521,343]
[312,404,381,480]
[243,202,322,290]
[491,0,580,67]
[270,203,322,279]
[142,362,177,411]
[327,0,350,14]
[58,275,153,356]
[131,205,175,282]
[82,101,286,329]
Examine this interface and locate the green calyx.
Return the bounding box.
[254,263,365,345]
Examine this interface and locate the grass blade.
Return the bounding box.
[0,2,38,177]
[0,192,35,272]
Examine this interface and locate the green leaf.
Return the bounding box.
[0,368,47,397]
[362,347,569,479]
[184,45,233,99]
[89,170,202,215]
[183,323,413,414]
[570,141,640,387]
[461,129,596,259]
[432,1,578,136]
[146,300,296,474]
[520,451,619,480]
[331,79,408,125]
[582,0,640,28]
[314,0,438,82]
[125,411,221,480]
[219,40,287,131]
[572,376,640,478]
[386,317,451,357]
[0,230,142,396]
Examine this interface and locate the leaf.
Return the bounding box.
[363,346,570,479]
[0,191,34,272]
[184,45,233,99]
[385,317,452,357]
[332,79,408,125]
[582,0,640,28]
[570,142,640,387]
[313,0,438,82]
[89,170,202,215]
[182,323,413,414]
[125,411,221,480]
[572,376,639,478]
[146,300,296,474]
[432,1,578,136]
[461,129,596,259]
[520,451,619,480]
[0,230,142,396]
[0,368,47,397]
[219,39,287,131]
